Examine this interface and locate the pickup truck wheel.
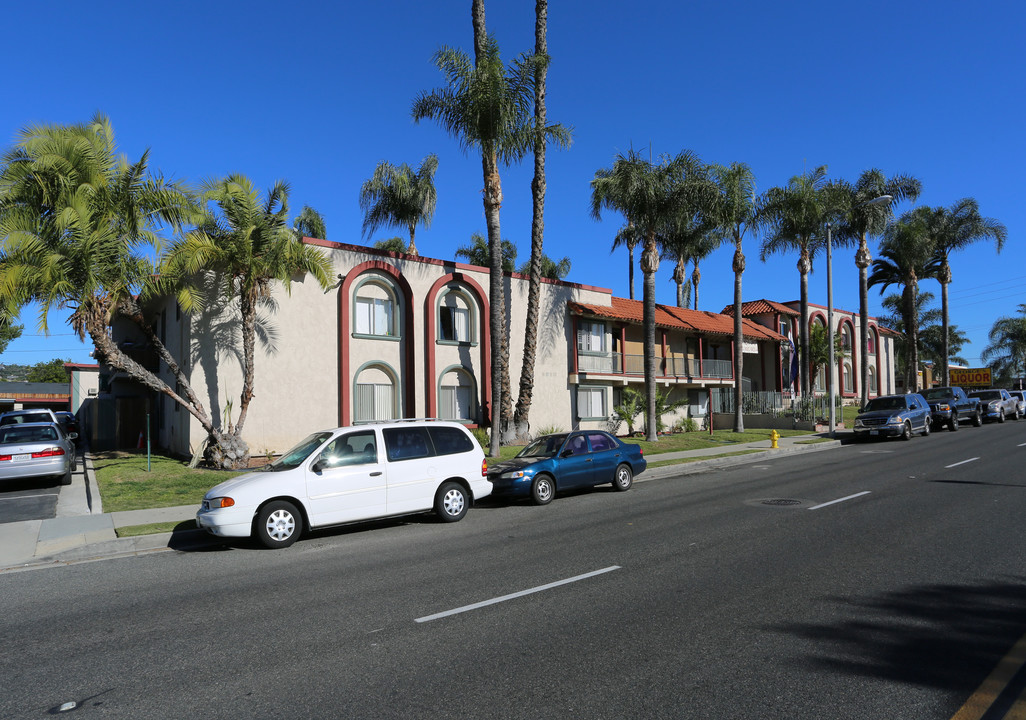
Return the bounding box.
[999,409,1006,423]
[973,410,983,427]
[949,415,959,431]
[1015,408,1022,421]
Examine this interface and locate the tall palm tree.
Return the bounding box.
[0,115,215,439]
[880,290,969,381]
[758,166,838,394]
[413,27,570,452]
[591,149,712,441]
[867,210,939,392]
[710,162,758,433]
[921,199,1007,385]
[685,232,720,311]
[514,0,574,440]
[982,305,1026,383]
[358,154,438,257]
[830,169,921,407]
[611,223,642,300]
[163,175,333,468]
[293,205,327,240]
[660,214,713,309]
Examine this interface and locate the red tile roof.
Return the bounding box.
[720,299,800,317]
[570,296,785,342]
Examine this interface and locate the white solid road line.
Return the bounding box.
[808,491,871,511]
[415,566,622,623]
[0,493,59,502]
[945,457,980,468]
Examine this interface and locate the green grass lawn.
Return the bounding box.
[93,450,242,513]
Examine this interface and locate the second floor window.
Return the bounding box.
[440,306,470,342]
[355,296,394,336]
[578,321,605,354]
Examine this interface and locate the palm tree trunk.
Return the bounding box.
[512,0,548,442]
[733,241,745,432]
[673,258,686,308]
[408,224,418,257]
[939,256,952,386]
[628,245,636,300]
[856,235,871,406]
[798,255,811,395]
[641,231,659,442]
[692,262,701,311]
[233,289,257,437]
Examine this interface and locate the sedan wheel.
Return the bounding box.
[901,421,912,441]
[531,475,555,505]
[256,501,302,549]
[612,464,633,492]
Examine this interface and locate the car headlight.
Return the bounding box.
[206,497,235,509]
[887,415,903,424]
[501,470,526,479]
[936,403,950,412]
[989,401,1000,410]
[854,418,865,427]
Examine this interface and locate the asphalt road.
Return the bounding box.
[4,422,1026,719]
[0,475,61,523]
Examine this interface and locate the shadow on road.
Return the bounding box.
[770,577,1026,692]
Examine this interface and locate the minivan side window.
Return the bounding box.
[315,430,377,468]
[383,427,432,461]
[427,426,474,456]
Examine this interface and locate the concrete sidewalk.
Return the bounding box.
[0,432,847,573]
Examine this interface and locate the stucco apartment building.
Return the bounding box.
[100,240,894,455]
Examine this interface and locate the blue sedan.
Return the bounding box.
[487,430,647,505]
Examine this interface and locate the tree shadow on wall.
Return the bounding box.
[189,275,281,429]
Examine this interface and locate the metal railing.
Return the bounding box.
[710,389,843,421]
[578,351,733,380]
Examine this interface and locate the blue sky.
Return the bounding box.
[2,0,1022,367]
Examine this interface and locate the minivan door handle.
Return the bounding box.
[370,471,383,477]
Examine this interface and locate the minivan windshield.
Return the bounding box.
[260,431,333,471]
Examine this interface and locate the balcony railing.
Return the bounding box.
[577,352,733,380]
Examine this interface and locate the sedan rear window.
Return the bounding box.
[1,427,58,444]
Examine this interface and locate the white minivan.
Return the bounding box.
[195,420,490,548]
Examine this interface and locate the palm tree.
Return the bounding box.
[456,232,516,271]
[759,166,839,394]
[710,162,758,433]
[513,0,573,441]
[807,323,847,392]
[0,115,215,440]
[517,253,570,280]
[921,199,1007,385]
[163,175,333,468]
[880,290,967,384]
[867,210,939,392]
[982,305,1026,383]
[358,154,438,257]
[293,205,327,240]
[660,214,712,309]
[413,26,570,452]
[610,223,642,300]
[830,169,921,407]
[591,149,712,441]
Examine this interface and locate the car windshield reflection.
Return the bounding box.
[259,431,333,471]
[517,434,568,458]
[863,397,905,412]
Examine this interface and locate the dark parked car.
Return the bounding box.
[53,412,81,445]
[0,422,77,485]
[919,386,982,431]
[853,393,932,441]
[967,389,1020,423]
[487,430,647,505]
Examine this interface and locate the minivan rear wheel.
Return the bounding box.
[435,482,468,522]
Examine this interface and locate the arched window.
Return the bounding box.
[868,327,878,355]
[868,365,878,394]
[353,276,401,338]
[438,367,475,421]
[840,324,852,351]
[843,361,853,393]
[354,364,398,422]
[438,288,476,344]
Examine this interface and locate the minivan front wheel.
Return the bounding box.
[256,501,302,549]
[435,482,468,522]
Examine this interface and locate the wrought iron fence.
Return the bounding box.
[710,389,843,421]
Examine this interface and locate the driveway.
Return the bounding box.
[0,476,62,524]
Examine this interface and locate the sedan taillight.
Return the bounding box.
[31,447,65,458]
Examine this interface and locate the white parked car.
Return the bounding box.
[196,420,490,548]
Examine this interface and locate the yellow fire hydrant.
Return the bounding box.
[770,429,780,449]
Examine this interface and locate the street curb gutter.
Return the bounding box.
[641,439,842,481]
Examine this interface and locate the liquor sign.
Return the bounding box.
[949,368,992,388]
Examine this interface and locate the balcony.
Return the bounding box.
[576,352,732,381]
